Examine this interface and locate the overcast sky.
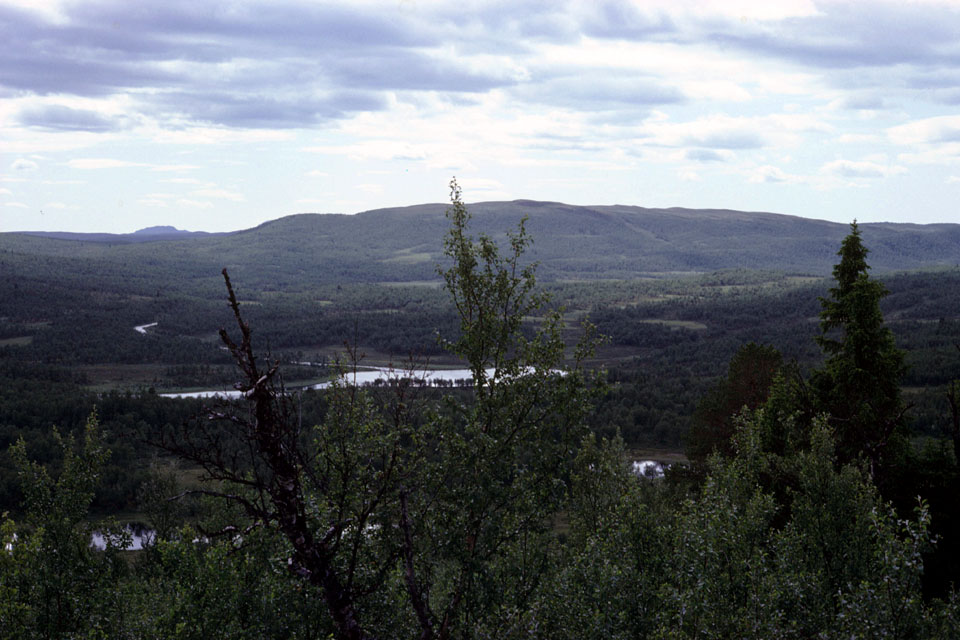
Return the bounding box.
[3,0,960,233]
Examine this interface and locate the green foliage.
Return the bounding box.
[543,411,959,639]
[813,222,908,471]
[4,192,960,638]
[131,527,330,639]
[686,342,783,464]
[2,412,130,639]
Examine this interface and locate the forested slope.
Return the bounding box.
[4,200,960,286]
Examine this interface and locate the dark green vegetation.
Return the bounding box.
[2,192,960,637]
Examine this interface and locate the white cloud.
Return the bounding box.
[0,0,69,23]
[821,159,907,178]
[191,188,244,201]
[161,178,208,185]
[150,127,294,145]
[4,202,28,208]
[0,188,12,196]
[837,133,882,144]
[11,159,38,172]
[638,113,824,150]
[175,199,214,209]
[137,198,168,207]
[748,165,801,183]
[896,144,960,165]
[151,164,201,172]
[888,115,960,145]
[67,158,146,169]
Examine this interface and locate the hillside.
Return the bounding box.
[3,202,960,287]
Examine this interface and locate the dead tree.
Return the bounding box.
[159,269,405,640]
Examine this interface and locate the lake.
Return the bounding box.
[161,366,494,399]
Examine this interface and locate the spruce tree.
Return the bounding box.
[812,221,907,476]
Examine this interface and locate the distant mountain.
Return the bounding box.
[133,225,192,236]
[3,201,959,284]
[20,226,218,244]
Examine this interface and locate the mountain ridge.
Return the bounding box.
[3,200,959,282]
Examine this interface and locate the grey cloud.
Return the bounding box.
[72,1,430,57]
[580,0,676,40]
[686,149,726,162]
[826,161,885,178]
[516,72,685,111]
[150,90,389,128]
[935,89,960,105]
[685,131,763,150]
[0,1,530,129]
[465,1,581,43]
[705,4,960,70]
[329,53,518,93]
[18,105,125,132]
[839,94,884,110]
[905,71,960,90]
[12,159,39,172]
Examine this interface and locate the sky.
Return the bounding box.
[2,0,960,233]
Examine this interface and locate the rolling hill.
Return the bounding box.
[2,201,960,290]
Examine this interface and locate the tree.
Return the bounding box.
[2,412,130,639]
[686,342,783,464]
[159,178,599,639]
[811,221,907,475]
[946,347,960,464]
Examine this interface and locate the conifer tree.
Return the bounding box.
[812,221,907,476]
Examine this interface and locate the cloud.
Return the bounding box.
[18,104,125,131]
[137,198,169,207]
[579,1,677,40]
[0,1,526,130]
[643,115,771,149]
[748,165,800,184]
[67,158,146,169]
[175,198,213,209]
[191,188,244,201]
[4,201,28,208]
[833,93,885,111]
[150,164,200,172]
[515,72,685,111]
[821,159,907,178]
[888,115,960,145]
[686,149,730,163]
[0,187,11,196]
[11,158,38,171]
[147,89,389,129]
[160,177,207,185]
[707,2,960,71]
